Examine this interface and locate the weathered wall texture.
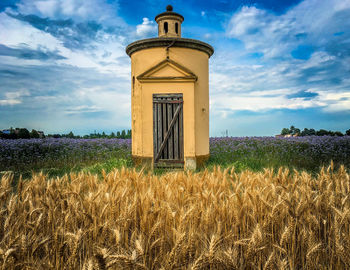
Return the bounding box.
[130,47,209,169]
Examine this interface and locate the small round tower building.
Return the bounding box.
[126,5,214,170]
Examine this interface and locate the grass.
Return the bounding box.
[1,136,349,182]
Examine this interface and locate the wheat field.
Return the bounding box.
[0,165,349,269]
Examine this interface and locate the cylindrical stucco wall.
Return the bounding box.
[130,46,210,168]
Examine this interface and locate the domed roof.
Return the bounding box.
[155,5,184,22]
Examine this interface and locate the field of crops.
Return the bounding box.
[1,136,349,176]
[1,165,349,269]
[209,136,350,172]
[0,138,132,177]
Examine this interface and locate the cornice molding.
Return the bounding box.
[126,38,214,58]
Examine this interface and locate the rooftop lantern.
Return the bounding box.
[126,5,214,170]
[155,5,184,38]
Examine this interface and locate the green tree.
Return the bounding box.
[294,128,301,136]
[281,128,290,135]
[110,132,115,138]
[117,131,121,138]
[334,131,343,136]
[18,128,30,139]
[121,130,126,139]
[290,125,296,135]
[30,129,40,138]
[316,129,329,136]
[309,128,316,135]
[346,129,350,136]
[67,131,74,138]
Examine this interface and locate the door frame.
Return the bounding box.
[153,93,184,167]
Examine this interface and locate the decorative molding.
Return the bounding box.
[126,37,214,57]
[137,58,197,83]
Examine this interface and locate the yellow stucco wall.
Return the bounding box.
[130,46,209,165]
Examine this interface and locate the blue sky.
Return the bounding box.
[0,0,349,136]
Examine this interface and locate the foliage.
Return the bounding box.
[280,125,347,136]
[0,128,41,139]
[0,128,132,140]
[1,165,350,268]
[30,129,40,138]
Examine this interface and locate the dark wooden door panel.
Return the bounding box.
[153,94,183,166]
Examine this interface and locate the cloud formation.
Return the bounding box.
[0,0,349,135]
[210,0,350,118]
[136,17,157,38]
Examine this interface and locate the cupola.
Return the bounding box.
[155,5,184,38]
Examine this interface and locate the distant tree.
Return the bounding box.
[102,131,106,138]
[8,127,17,139]
[110,132,115,138]
[67,131,74,138]
[281,128,290,135]
[290,125,296,134]
[52,134,61,138]
[18,128,30,139]
[121,130,126,139]
[334,131,343,136]
[301,128,309,136]
[316,129,329,136]
[30,129,40,138]
[346,129,350,136]
[309,128,316,136]
[127,129,132,138]
[117,131,121,138]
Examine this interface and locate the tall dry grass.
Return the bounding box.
[0,164,349,269]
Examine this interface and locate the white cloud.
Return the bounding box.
[15,0,120,23]
[0,90,30,106]
[0,13,63,51]
[0,99,22,106]
[5,90,30,99]
[211,0,350,115]
[136,18,157,38]
[226,0,350,59]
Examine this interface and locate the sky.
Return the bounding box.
[0,0,350,136]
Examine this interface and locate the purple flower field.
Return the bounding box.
[209,136,350,171]
[0,138,131,173]
[0,136,349,174]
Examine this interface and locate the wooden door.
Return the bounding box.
[153,94,184,168]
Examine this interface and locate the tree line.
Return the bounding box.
[281,126,350,136]
[0,128,132,139]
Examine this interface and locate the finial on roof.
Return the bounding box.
[166,5,173,11]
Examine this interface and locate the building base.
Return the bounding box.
[132,154,209,170]
[185,154,209,170]
[132,155,153,167]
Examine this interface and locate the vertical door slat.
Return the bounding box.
[153,102,157,158]
[179,101,183,159]
[173,102,179,159]
[157,101,162,159]
[167,98,173,159]
[162,99,168,159]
